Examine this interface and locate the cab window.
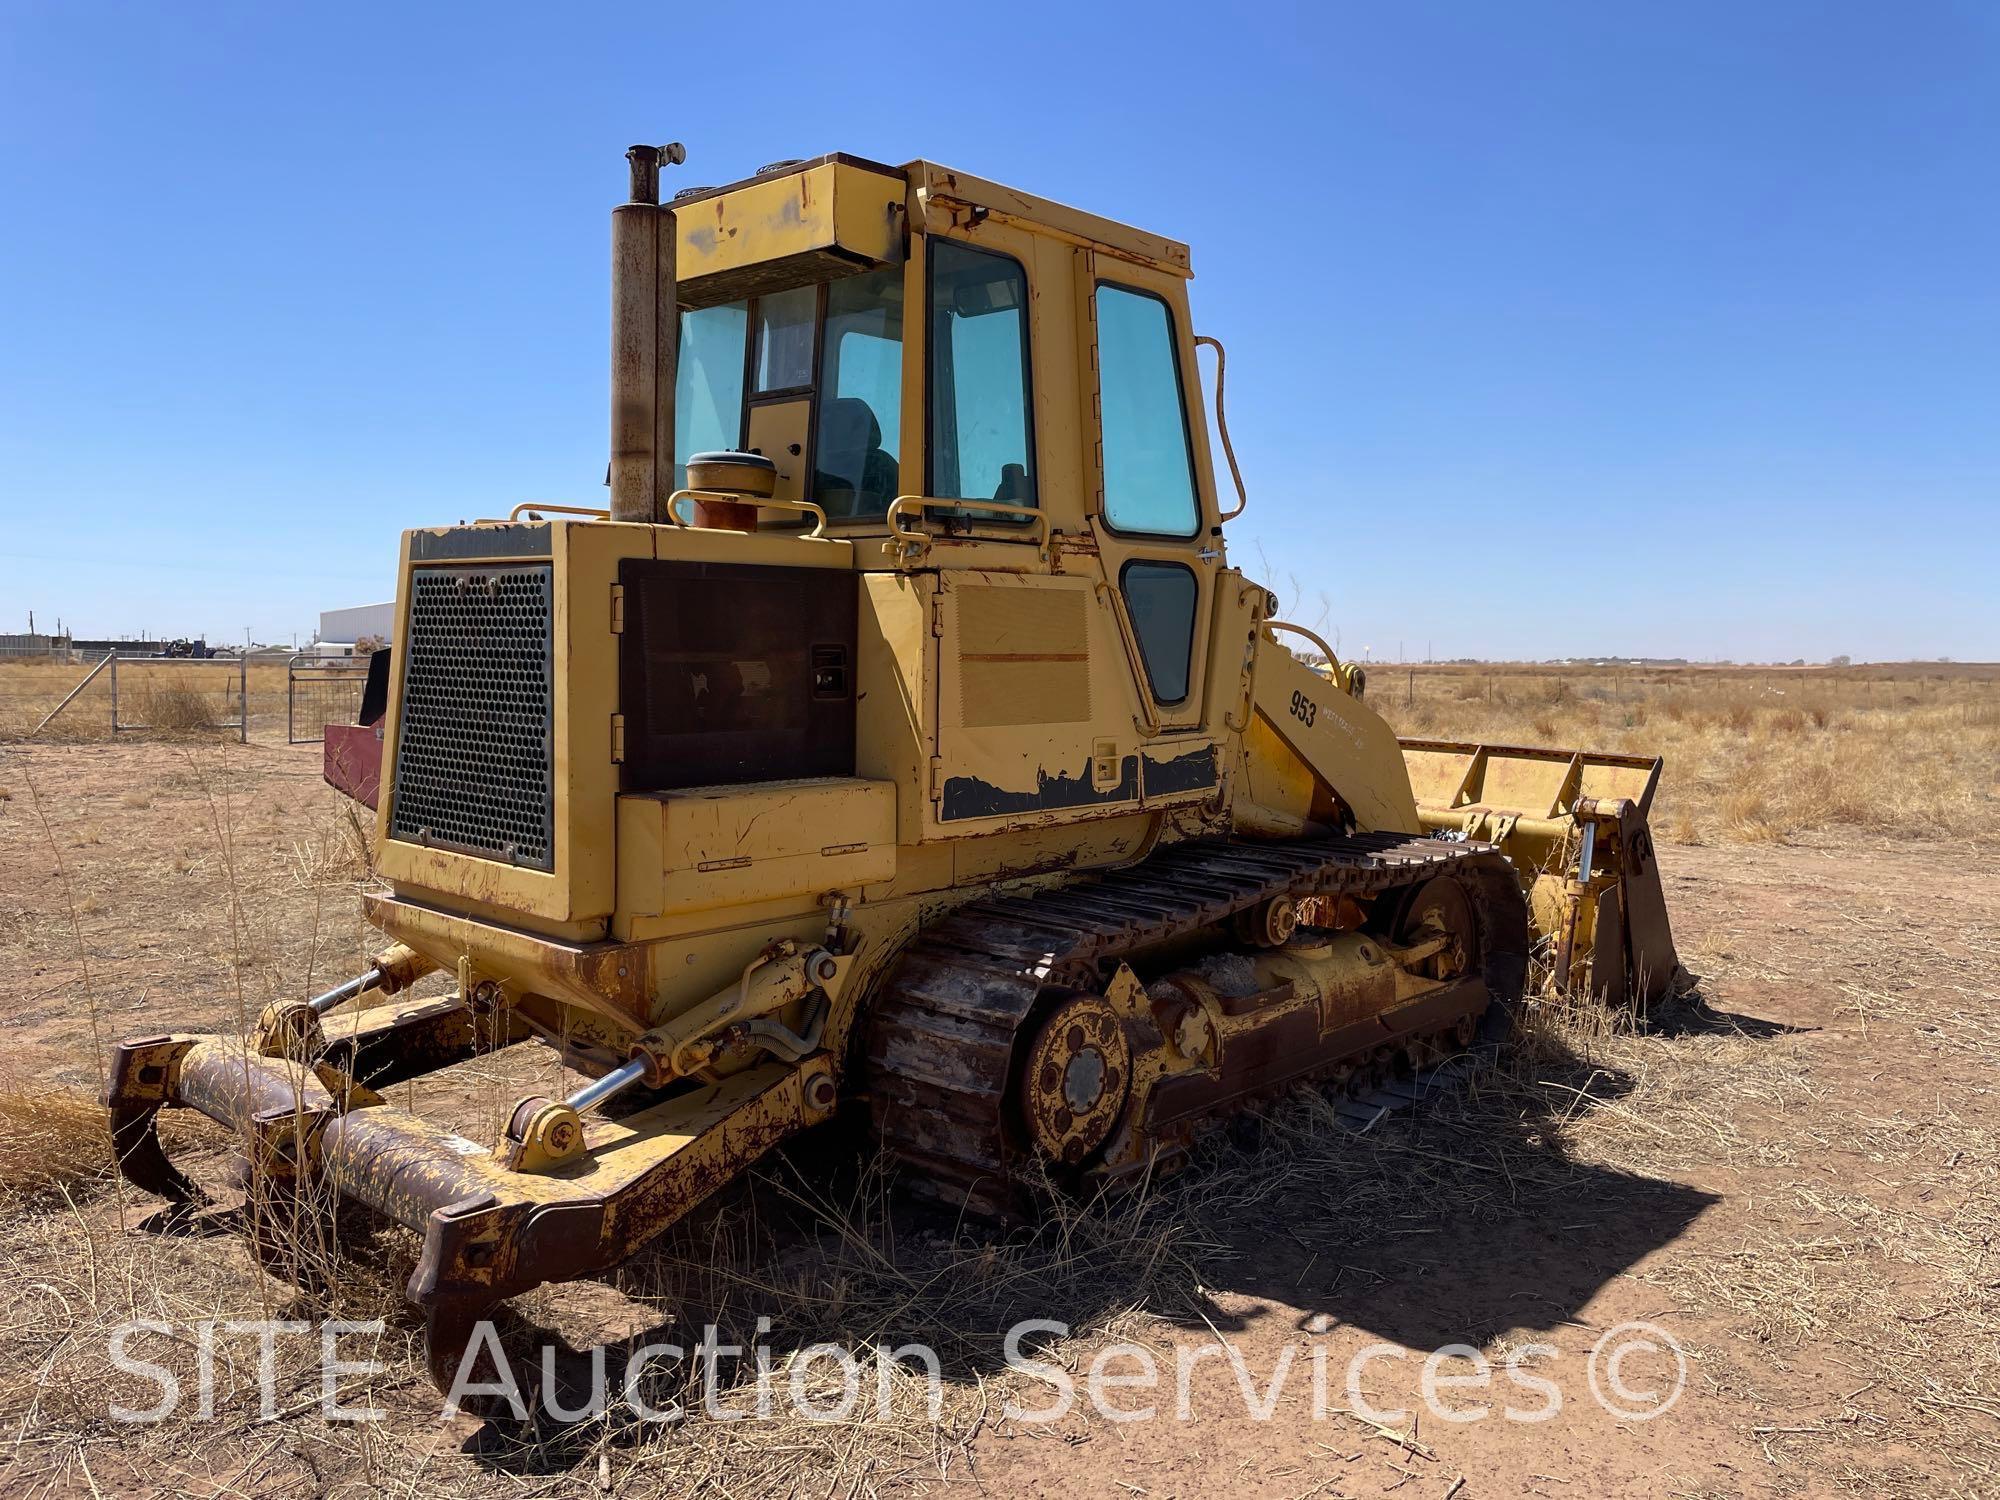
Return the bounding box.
[674,302,749,489]
[1096,284,1199,537]
[813,267,904,520]
[754,285,817,393]
[673,270,904,521]
[928,239,1034,509]
[1122,559,1198,703]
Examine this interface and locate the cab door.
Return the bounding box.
[925,223,1145,830]
[1079,254,1227,805]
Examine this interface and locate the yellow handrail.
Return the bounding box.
[1268,620,1365,698]
[1267,620,1338,668]
[1195,335,1247,523]
[666,490,828,538]
[884,495,1049,563]
[506,502,611,522]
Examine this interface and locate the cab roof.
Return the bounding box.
[669,152,1191,278]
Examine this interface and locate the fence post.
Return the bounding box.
[109,652,119,733]
[239,653,249,743]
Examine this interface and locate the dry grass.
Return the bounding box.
[134,679,221,732]
[0,1071,223,1214]
[0,1076,118,1209]
[0,1014,1583,1492]
[1516,1001,2000,1486]
[1,661,1996,1493]
[1376,660,2000,846]
[5,972,1993,1496]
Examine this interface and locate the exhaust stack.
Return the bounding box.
[609,142,684,524]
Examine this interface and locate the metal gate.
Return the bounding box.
[287,654,370,744]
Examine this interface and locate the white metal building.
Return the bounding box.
[318,602,395,650]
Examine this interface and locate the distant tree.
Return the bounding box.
[1829,654,1852,667]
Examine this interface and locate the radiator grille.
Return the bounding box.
[388,564,554,870]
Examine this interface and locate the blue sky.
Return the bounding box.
[2,1,1995,660]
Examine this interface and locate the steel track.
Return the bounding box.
[863,831,1528,1217]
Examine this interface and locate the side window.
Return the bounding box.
[1096,285,1199,537]
[813,267,904,519]
[928,239,1035,508]
[754,285,817,393]
[1122,559,1198,703]
[674,302,748,489]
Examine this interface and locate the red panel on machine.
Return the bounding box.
[323,722,383,809]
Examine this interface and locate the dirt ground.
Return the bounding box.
[1,735,1998,1497]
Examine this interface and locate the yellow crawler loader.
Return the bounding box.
[107,144,1680,1395]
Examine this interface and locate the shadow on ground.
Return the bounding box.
[1645,978,1816,1041]
[417,1012,1727,1470]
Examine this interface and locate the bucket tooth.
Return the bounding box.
[105,1035,204,1205]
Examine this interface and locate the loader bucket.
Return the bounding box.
[1399,739,1683,1007]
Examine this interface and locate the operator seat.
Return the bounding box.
[993,462,1030,504]
[813,396,899,519]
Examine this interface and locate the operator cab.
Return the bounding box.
[667,154,1053,535]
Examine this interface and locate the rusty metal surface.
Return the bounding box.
[1612,800,1680,1002]
[1020,994,1131,1164]
[361,891,658,1035]
[863,832,1528,1218]
[104,1002,826,1397]
[609,145,677,525]
[104,1035,202,1204]
[174,1036,336,1132]
[317,992,518,1094]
